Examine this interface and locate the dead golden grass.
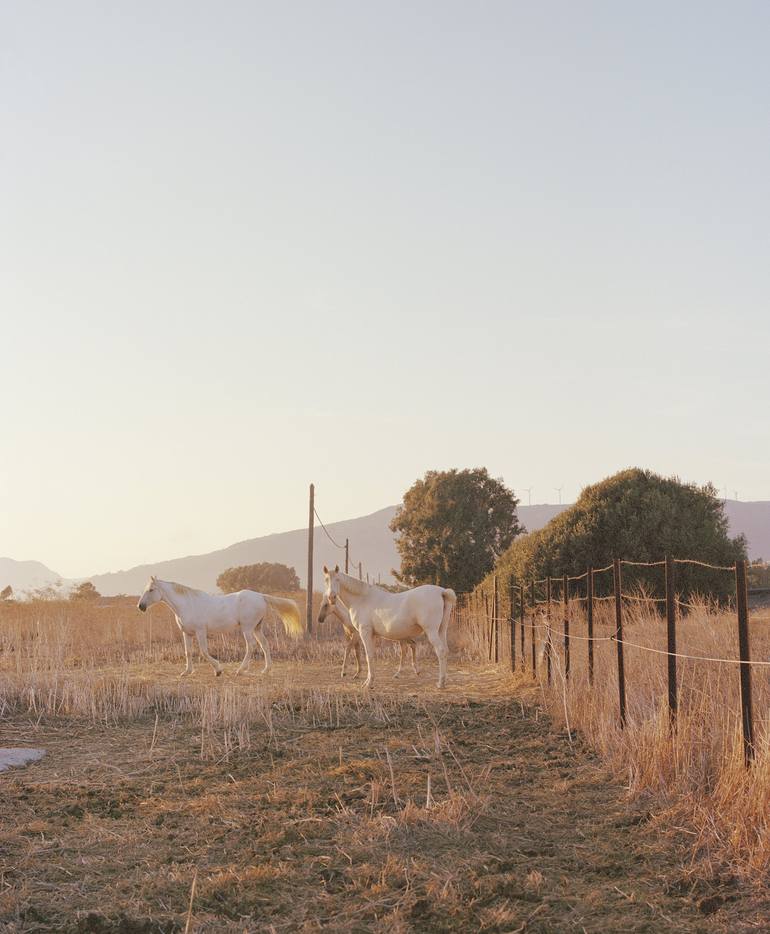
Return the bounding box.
[2,596,769,930]
[461,594,770,879]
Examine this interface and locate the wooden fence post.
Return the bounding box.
[735,559,755,766]
[665,555,677,727]
[485,591,492,661]
[613,558,626,728]
[508,575,516,672]
[563,572,570,680]
[493,575,500,664]
[345,538,349,574]
[519,584,525,668]
[546,577,552,685]
[530,579,536,675]
[306,483,314,635]
[587,566,594,686]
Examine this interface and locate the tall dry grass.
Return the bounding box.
[460,592,770,876]
[0,595,429,757]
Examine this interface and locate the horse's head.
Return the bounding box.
[137,576,162,613]
[318,564,340,624]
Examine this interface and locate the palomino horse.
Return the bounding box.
[137,577,303,677]
[318,595,420,680]
[321,566,455,688]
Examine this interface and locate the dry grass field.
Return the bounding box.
[1,596,769,931]
[462,594,770,880]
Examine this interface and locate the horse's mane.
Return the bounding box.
[338,573,387,597]
[158,580,203,597]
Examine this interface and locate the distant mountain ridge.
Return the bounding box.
[0,557,63,595]
[3,500,768,596]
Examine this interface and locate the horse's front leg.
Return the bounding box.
[179,631,194,678]
[357,621,376,689]
[195,629,224,677]
[341,635,352,678]
[353,637,362,680]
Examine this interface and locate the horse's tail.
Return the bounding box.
[439,588,457,638]
[264,595,304,638]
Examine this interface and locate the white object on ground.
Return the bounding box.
[0,748,46,772]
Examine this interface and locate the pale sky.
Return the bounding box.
[2,1,769,578]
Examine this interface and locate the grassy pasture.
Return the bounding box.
[1,597,769,931]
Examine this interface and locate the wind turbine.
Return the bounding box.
[554,485,564,505]
[522,487,533,506]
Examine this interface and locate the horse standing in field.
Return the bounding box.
[137,576,303,677]
[318,595,420,680]
[320,566,455,688]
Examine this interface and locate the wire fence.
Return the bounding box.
[460,556,764,768]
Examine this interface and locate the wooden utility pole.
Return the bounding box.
[306,484,314,635]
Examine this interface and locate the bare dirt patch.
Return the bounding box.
[2,662,767,932]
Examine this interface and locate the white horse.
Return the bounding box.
[321,566,455,688]
[137,576,303,677]
[318,595,420,680]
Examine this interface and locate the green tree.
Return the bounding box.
[493,469,746,601]
[391,468,523,592]
[70,581,101,602]
[217,562,300,594]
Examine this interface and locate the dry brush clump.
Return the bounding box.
[463,593,770,876]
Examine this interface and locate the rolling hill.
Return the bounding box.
[3,500,768,597]
[0,558,63,595]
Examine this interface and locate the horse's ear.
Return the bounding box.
[323,565,328,574]
[151,575,157,583]
[334,564,339,573]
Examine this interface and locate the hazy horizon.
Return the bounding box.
[4,2,769,577]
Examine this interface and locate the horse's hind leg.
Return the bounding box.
[254,622,272,674]
[180,632,194,678]
[394,642,407,678]
[236,628,257,676]
[410,641,420,675]
[425,629,448,689]
[195,630,223,677]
